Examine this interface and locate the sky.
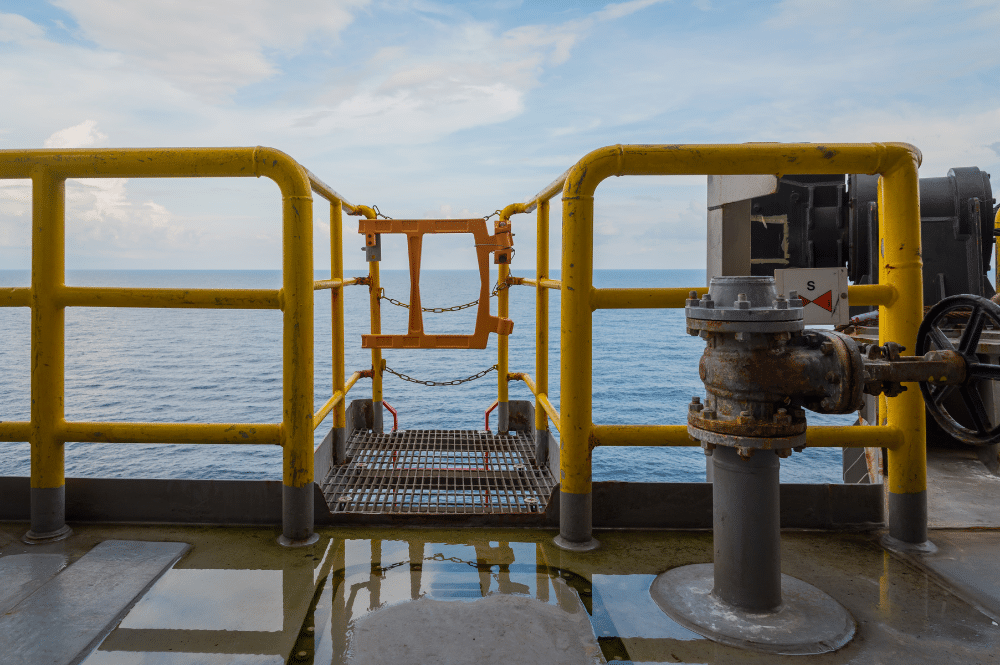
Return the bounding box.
[1,0,999,272]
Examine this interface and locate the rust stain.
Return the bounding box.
[817,146,839,160]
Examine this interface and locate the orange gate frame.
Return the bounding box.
[358,218,514,349]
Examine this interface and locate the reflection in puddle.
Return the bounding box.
[120,569,284,632]
[298,539,699,664]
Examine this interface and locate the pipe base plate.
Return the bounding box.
[553,535,600,552]
[22,525,72,545]
[880,533,937,555]
[651,563,855,655]
[277,533,320,548]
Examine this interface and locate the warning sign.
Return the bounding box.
[773,268,849,325]
[800,290,833,312]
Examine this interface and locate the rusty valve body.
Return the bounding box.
[685,276,865,457]
[686,276,969,458]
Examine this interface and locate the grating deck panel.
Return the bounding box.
[321,430,554,515]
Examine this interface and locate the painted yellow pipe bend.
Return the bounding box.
[500,202,529,219]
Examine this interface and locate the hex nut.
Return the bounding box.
[821,341,835,355]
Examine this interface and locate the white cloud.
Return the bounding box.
[0,12,45,42]
[67,178,204,253]
[43,119,107,149]
[51,0,370,99]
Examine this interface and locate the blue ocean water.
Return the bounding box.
[0,270,853,483]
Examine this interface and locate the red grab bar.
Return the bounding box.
[383,400,398,432]
[484,400,499,431]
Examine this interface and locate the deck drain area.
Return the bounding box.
[321,430,554,515]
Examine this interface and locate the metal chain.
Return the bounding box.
[379,280,510,313]
[384,364,497,387]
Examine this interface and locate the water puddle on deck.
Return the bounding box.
[81,533,704,664]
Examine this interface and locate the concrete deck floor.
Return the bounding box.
[2,522,999,664]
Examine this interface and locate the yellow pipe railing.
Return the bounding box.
[0,146,367,545]
[355,205,384,427]
[313,277,364,290]
[513,276,563,290]
[313,371,364,430]
[995,207,1000,293]
[329,197,348,440]
[508,373,561,433]
[59,286,282,309]
[551,142,924,546]
[0,422,32,443]
[588,424,905,450]
[498,261,510,421]
[58,422,282,445]
[3,287,30,308]
[847,283,897,308]
[535,201,551,438]
[590,287,709,310]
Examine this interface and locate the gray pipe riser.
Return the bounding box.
[712,446,782,612]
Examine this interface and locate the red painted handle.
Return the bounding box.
[382,400,398,432]
[484,400,499,431]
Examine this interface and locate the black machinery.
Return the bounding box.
[748,167,997,309]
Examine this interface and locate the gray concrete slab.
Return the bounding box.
[912,530,1000,623]
[346,594,606,665]
[0,540,189,665]
[928,448,1000,528]
[0,553,66,613]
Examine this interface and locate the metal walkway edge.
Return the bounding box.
[321,430,555,515]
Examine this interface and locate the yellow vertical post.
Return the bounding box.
[557,183,599,551]
[498,258,510,431]
[369,246,384,433]
[331,200,347,463]
[879,154,928,546]
[995,208,1000,293]
[280,183,316,546]
[535,201,550,465]
[26,167,71,542]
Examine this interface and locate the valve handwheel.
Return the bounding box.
[916,294,1000,446]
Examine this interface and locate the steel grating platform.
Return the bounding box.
[321,430,555,515]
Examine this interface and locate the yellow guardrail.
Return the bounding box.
[500,142,923,547]
[0,147,368,546]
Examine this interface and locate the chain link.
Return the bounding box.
[379,279,510,313]
[384,364,497,387]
